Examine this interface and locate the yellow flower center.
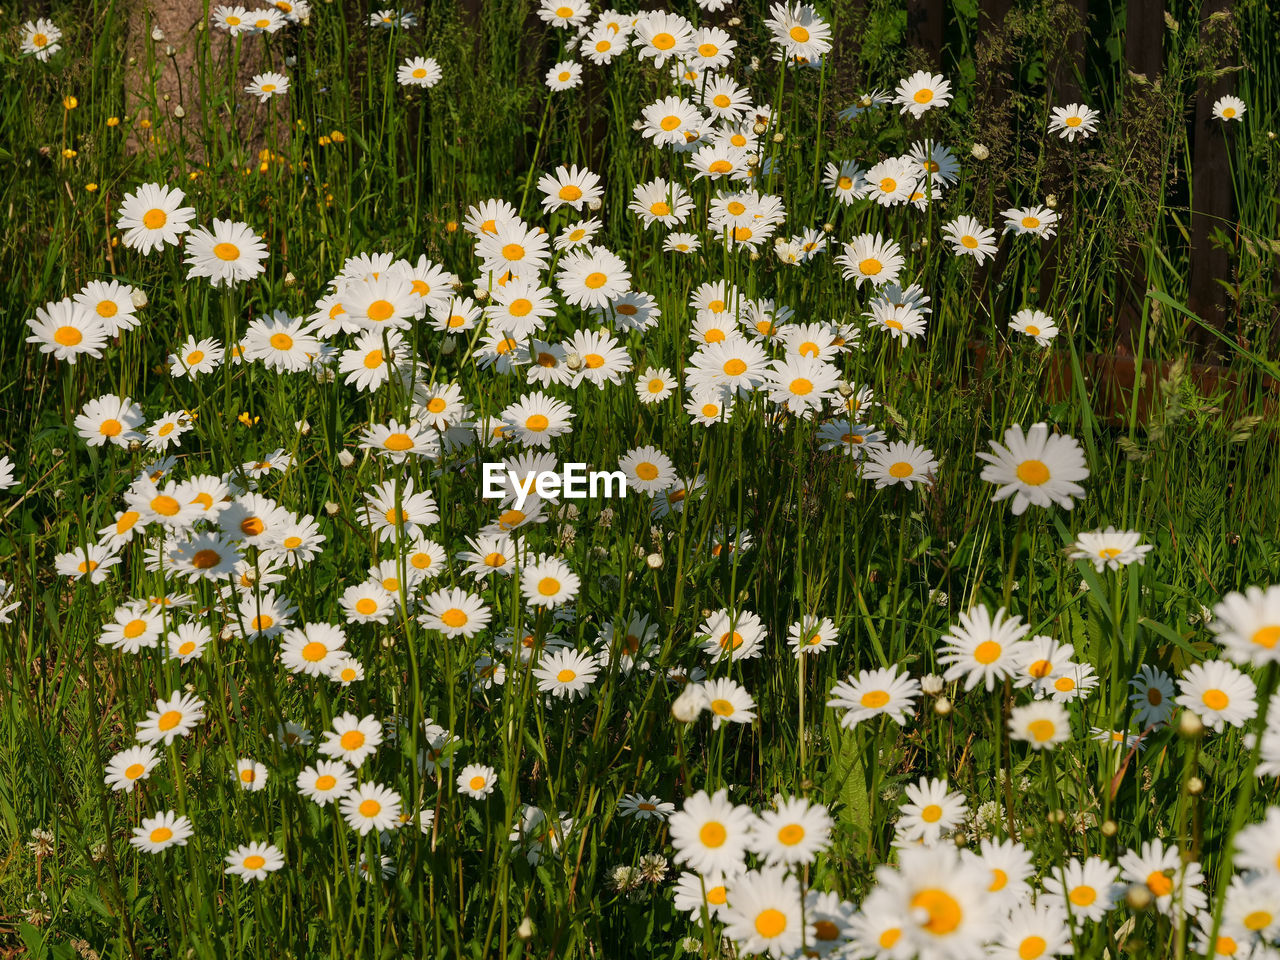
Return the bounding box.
[755,908,787,938]
[213,242,240,261]
[859,257,882,275]
[1016,459,1050,485]
[910,888,962,934]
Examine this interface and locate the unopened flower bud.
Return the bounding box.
[921,674,944,695]
[1125,883,1153,911]
[151,27,165,41]
[1045,194,1058,209]
[1187,776,1204,795]
[565,352,583,371]
[646,552,663,569]
[672,684,709,723]
[337,449,355,468]
[1179,710,1203,738]
[752,121,767,135]
[1101,819,1118,837]
[934,696,952,716]
[283,271,297,288]
[324,501,339,516]
[971,142,990,160]
[131,289,149,309]
[440,337,457,355]
[516,917,533,941]
[771,131,784,143]
[173,105,185,119]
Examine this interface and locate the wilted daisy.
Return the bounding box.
[1049,103,1100,140]
[978,422,1089,515]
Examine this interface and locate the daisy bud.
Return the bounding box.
[646,552,663,569]
[1045,194,1058,209]
[971,142,990,160]
[173,105,185,119]
[671,683,709,723]
[565,352,583,371]
[1179,709,1203,738]
[934,696,952,716]
[151,27,165,41]
[54,488,65,499]
[285,56,297,67]
[516,917,533,941]
[1125,883,1153,911]
[51,448,63,458]
[295,419,311,435]
[920,674,944,695]
[284,271,297,287]
[440,337,457,355]
[220,625,236,640]
[1186,776,1204,795]
[1269,131,1277,140]
[337,449,355,468]
[474,287,489,301]
[771,132,784,143]
[1101,819,1118,836]
[728,16,741,25]
[588,198,603,212]
[165,45,175,57]
[753,121,767,135]
[130,288,148,309]
[324,501,339,516]
[822,223,834,233]
[748,250,760,261]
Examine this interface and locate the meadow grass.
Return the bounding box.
[1,1,1279,959]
